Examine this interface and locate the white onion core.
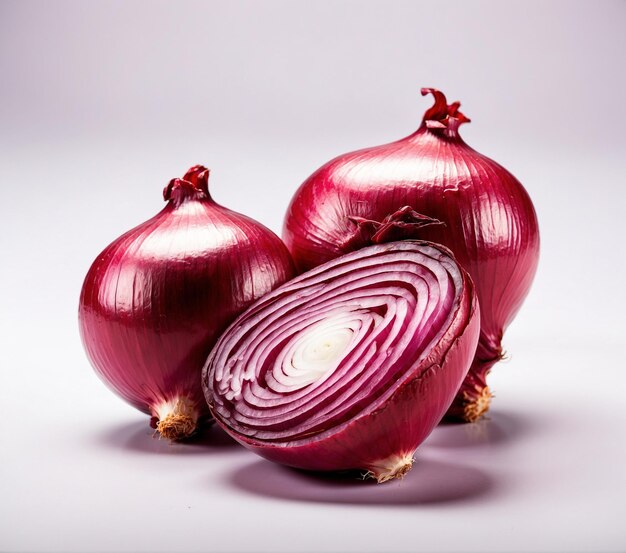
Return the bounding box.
[286,317,355,389]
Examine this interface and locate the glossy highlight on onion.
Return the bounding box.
[202,241,479,482]
[283,88,540,421]
[79,165,294,440]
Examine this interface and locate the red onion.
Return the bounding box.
[202,241,479,482]
[79,165,295,440]
[283,88,540,421]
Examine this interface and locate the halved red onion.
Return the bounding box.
[202,241,479,482]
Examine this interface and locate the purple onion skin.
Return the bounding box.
[79,165,295,440]
[203,241,479,481]
[283,88,539,421]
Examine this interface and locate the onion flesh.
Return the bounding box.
[203,241,479,481]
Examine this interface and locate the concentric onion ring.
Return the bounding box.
[202,241,479,482]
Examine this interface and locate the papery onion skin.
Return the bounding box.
[79,165,295,440]
[282,88,540,421]
[202,241,479,481]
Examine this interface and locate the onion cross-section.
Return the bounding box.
[202,241,479,482]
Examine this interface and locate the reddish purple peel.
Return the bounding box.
[79,165,295,440]
[282,88,539,421]
[203,241,479,480]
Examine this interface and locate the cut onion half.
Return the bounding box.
[202,241,479,482]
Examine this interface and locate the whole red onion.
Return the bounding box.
[203,241,479,482]
[283,88,540,421]
[79,165,294,440]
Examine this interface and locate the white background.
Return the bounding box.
[1,1,625,551]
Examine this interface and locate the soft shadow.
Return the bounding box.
[427,410,531,449]
[95,419,239,454]
[229,457,495,505]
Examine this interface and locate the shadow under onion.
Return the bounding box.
[228,456,496,506]
[93,418,239,455]
[426,409,532,449]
